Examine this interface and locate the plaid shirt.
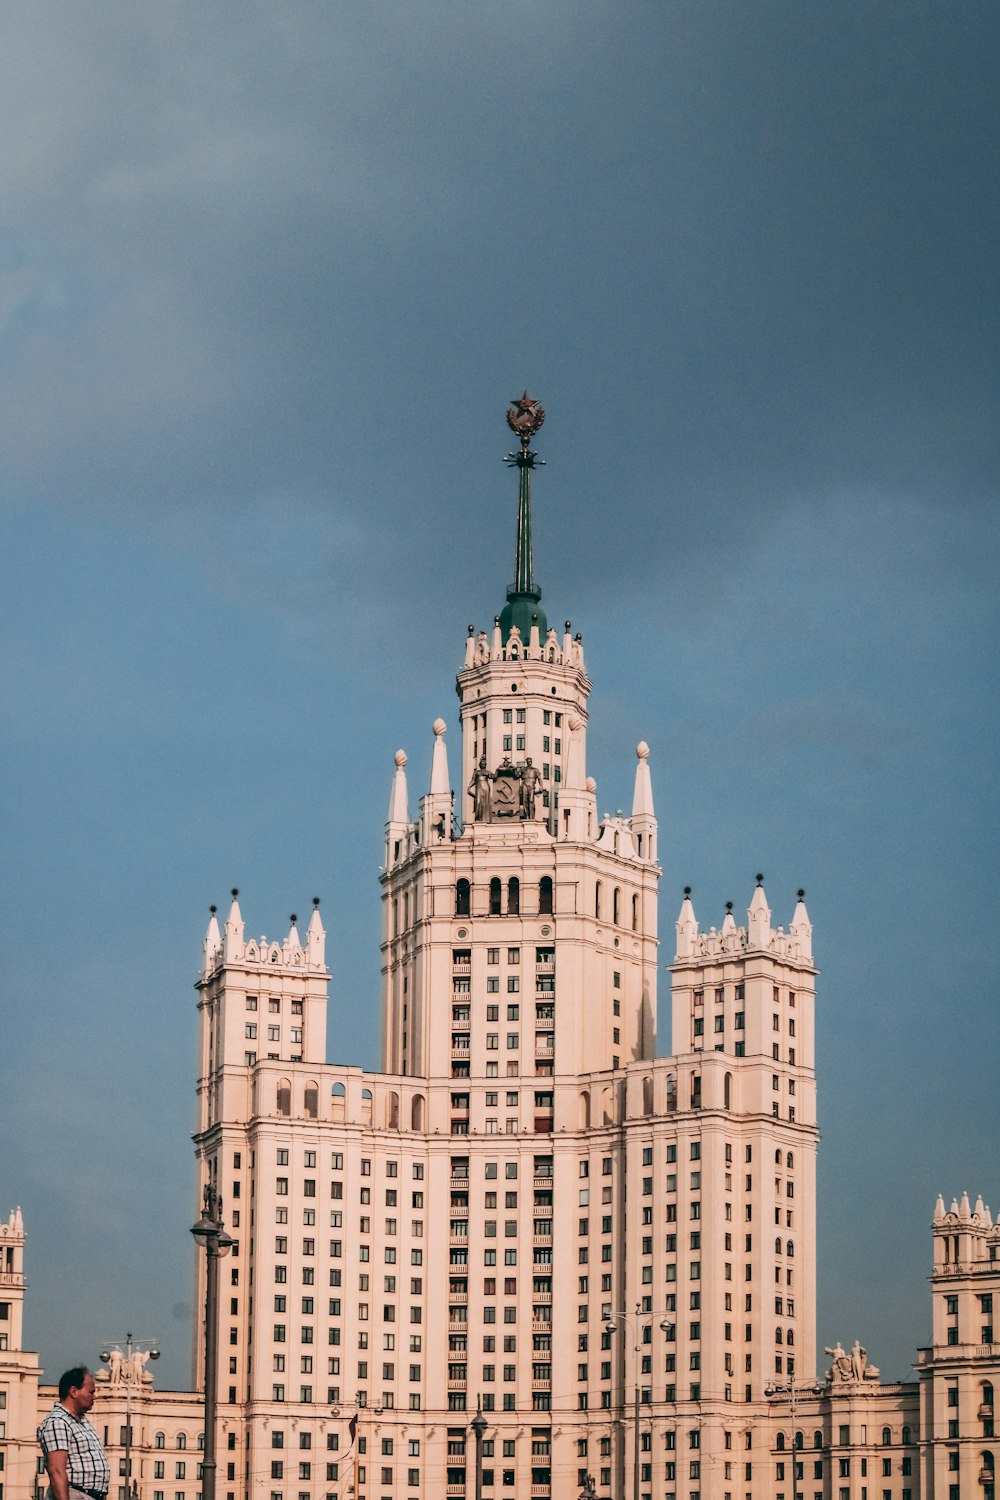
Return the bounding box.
[37,1403,110,1495]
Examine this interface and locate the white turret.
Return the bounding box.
[202,906,222,978]
[421,718,452,841]
[307,898,326,969]
[223,889,245,962]
[385,749,411,867]
[630,740,657,863]
[675,887,698,959]
[747,874,771,948]
[790,888,813,962]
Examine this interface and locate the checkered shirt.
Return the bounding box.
[37,1402,110,1496]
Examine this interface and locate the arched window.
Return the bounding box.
[455,879,471,916]
[411,1094,425,1131]
[775,1149,782,1165]
[724,1072,732,1110]
[642,1077,654,1116]
[508,877,520,915]
[539,876,553,915]
[490,878,502,915]
[632,893,639,930]
[775,1237,783,1255]
[776,1433,785,1451]
[197,1434,205,1452]
[786,1151,794,1169]
[331,1081,346,1098]
[403,892,409,929]
[787,1240,795,1257]
[613,887,621,925]
[392,898,398,937]
[304,1082,318,1119]
[881,1428,892,1446]
[901,1426,911,1445]
[177,1434,187,1451]
[595,881,602,920]
[787,1329,795,1346]
[154,1434,165,1451]
[982,1382,994,1412]
[794,1431,803,1450]
[277,1079,291,1116]
[775,1327,783,1344]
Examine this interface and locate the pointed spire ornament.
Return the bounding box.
[307,897,326,968]
[388,750,409,826]
[748,875,771,948]
[675,886,698,959]
[430,719,450,795]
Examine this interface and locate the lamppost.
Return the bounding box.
[470,1402,487,1500]
[99,1333,159,1500]
[191,1183,233,1500]
[764,1378,826,1500]
[605,1306,672,1500]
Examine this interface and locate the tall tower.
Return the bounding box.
[380,393,660,1091]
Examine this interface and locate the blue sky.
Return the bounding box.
[1,2,998,1390]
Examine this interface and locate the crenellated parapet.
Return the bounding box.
[202,890,327,978]
[675,879,814,965]
[463,618,588,677]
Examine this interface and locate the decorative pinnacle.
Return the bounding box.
[756,872,764,886]
[683,885,692,897]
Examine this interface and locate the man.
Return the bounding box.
[38,1367,110,1500]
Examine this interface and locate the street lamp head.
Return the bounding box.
[149,1348,160,1360]
[100,1350,111,1363]
[191,1214,217,1242]
[604,1320,617,1334]
[658,1319,670,1332]
[764,1384,776,1397]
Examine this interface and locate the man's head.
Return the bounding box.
[58,1368,96,1415]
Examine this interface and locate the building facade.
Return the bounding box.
[2,399,997,1500]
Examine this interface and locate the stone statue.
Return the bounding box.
[468,758,492,822]
[520,758,541,821]
[824,1342,853,1383]
[102,1348,124,1384]
[128,1349,152,1384]
[824,1339,879,1383]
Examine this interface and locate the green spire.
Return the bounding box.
[499,393,548,645]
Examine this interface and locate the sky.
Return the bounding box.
[1,1,998,1392]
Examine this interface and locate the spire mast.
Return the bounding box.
[499,392,547,644]
[504,391,545,595]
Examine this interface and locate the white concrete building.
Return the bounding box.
[1,396,996,1500]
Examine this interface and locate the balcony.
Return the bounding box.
[449,1290,468,1303]
[532,1234,553,1249]
[531,1379,551,1390]
[533,1175,553,1189]
[449,1378,468,1390]
[446,1485,466,1496]
[450,1203,469,1217]
[533,1290,552,1303]
[453,961,472,974]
